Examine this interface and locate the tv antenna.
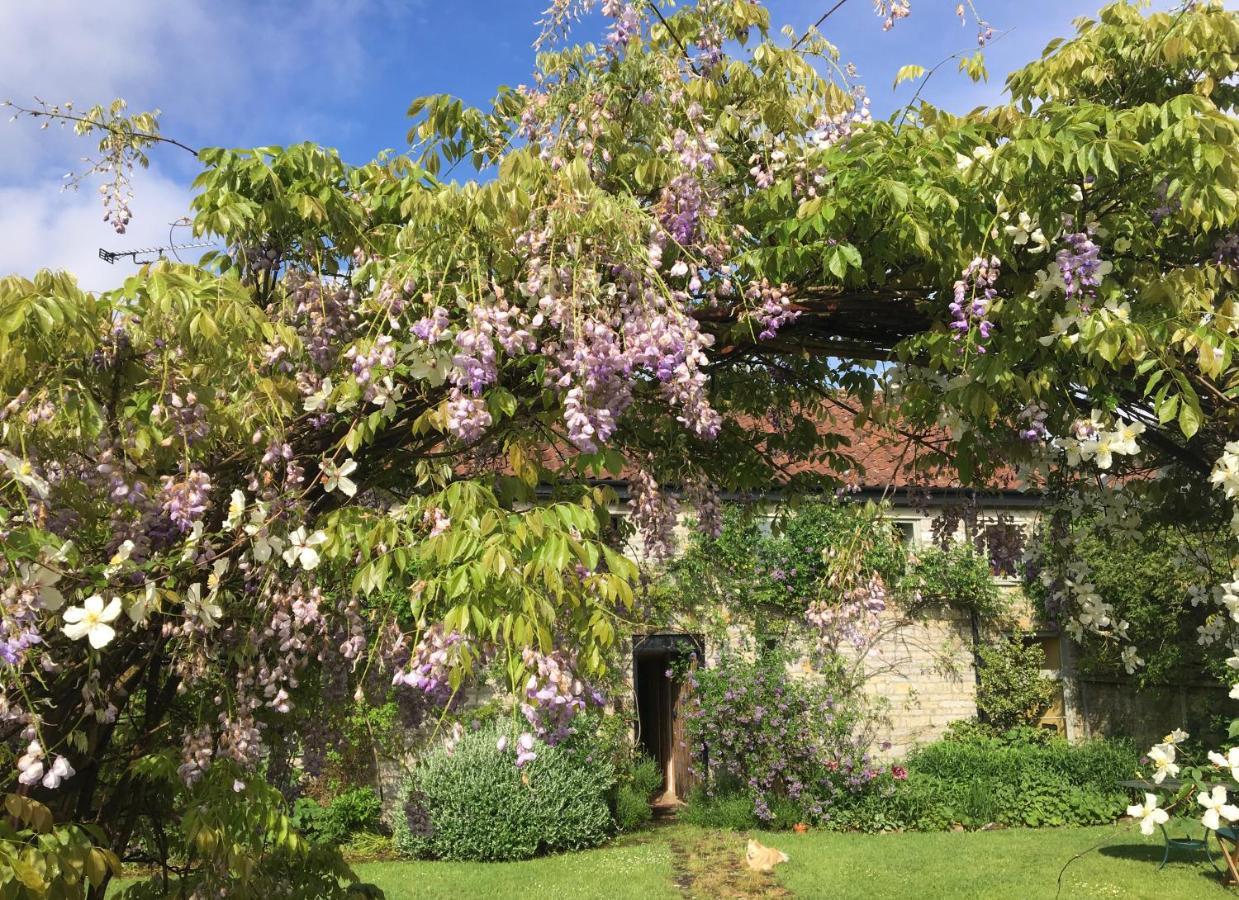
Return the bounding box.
[98,240,216,265]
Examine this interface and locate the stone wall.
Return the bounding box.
[855,607,979,758]
[1066,675,1230,748]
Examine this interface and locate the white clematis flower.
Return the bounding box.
[283,527,327,570]
[185,583,222,629]
[1003,212,1047,253]
[19,560,65,611]
[1199,785,1239,831]
[224,489,246,530]
[1,449,50,498]
[180,521,204,563]
[322,458,358,497]
[206,558,229,596]
[128,581,158,625]
[62,595,122,649]
[1126,793,1169,836]
[303,378,334,412]
[1148,743,1179,784]
[1082,433,1116,470]
[1112,421,1145,456]
[104,540,137,579]
[1208,747,1239,783]
[1211,442,1239,499]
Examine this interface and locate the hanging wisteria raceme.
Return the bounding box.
[391,625,474,709]
[602,0,640,51]
[948,256,1000,352]
[874,0,912,31]
[518,646,603,745]
[687,477,723,539]
[1017,403,1050,443]
[1055,227,1108,307]
[744,280,800,341]
[629,466,680,561]
[1213,233,1239,268]
[806,575,888,653]
[159,470,212,533]
[287,271,363,371]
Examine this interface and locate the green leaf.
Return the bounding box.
[1178,397,1201,439]
[893,64,926,89]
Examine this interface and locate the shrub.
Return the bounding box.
[393,723,616,861]
[613,755,661,832]
[681,787,803,830]
[330,787,384,836]
[681,648,877,825]
[975,634,1057,731]
[830,730,1140,832]
[291,787,383,846]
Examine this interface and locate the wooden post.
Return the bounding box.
[1217,835,1239,886]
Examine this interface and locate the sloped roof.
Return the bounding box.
[503,404,1029,498]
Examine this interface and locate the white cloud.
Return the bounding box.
[0,166,201,293]
[0,0,384,173]
[0,0,406,286]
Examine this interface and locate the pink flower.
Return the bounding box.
[515,732,537,768]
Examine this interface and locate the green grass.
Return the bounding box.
[345,823,1230,899]
[758,821,1231,899]
[110,822,1230,898]
[349,831,678,900]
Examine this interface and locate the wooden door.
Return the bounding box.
[669,665,701,799]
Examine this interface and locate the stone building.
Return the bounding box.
[612,417,1203,803]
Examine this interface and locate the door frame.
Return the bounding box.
[632,632,704,800]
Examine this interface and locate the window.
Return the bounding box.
[893,520,917,547]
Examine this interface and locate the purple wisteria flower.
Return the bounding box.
[1055,229,1106,306]
[949,256,1000,352]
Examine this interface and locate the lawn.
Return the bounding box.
[349,822,1231,899]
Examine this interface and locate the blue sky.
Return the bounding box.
[0,0,1179,289]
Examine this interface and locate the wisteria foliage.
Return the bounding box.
[1,0,1239,884]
